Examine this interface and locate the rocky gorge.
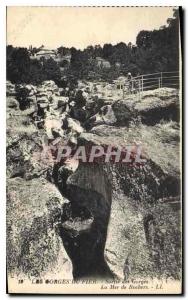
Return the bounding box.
[6,79,181,282]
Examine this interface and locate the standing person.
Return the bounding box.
[127,72,133,93]
[127,72,132,81]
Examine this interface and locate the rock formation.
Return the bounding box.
[6,79,181,281]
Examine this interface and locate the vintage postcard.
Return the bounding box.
[6,6,182,294]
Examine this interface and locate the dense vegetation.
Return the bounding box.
[7,8,180,85]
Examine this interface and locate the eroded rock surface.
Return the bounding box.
[7,177,73,279]
[86,88,179,128]
[75,119,181,279]
[7,79,181,281]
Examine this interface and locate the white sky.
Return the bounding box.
[7,6,175,49]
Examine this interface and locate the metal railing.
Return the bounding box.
[123,71,180,98]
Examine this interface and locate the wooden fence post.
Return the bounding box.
[138,79,141,101]
[160,72,163,88]
[131,80,134,94]
[158,77,161,89]
[158,78,161,96]
[141,75,144,92]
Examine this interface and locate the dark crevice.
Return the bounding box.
[52,162,114,279]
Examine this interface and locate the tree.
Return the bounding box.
[57,46,70,57]
[7,46,31,83]
[136,31,152,48]
[43,58,61,84]
[102,43,113,59]
[29,59,45,84]
[7,8,180,85]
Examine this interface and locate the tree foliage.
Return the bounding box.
[7,9,180,84]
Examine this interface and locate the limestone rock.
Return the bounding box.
[112,98,136,126]
[57,96,69,108]
[75,122,180,279]
[6,131,54,180]
[67,117,84,135]
[86,105,117,129]
[7,97,19,109]
[112,88,179,126]
[105,193,151,280]
[85,96,105,119]
[7,177,73,279]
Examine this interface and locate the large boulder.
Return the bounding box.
[104,193,151,280]
[85,95,105,119]
[24,84,37,96]
[90,122,180,178]
[53,160,79,197]
[105,189,181,280]
[7,101,37,137]
[134,88,180,124]
[6,97,19,109]
[79,122,180,202]
[65,121,181,279]
[112,97,136,126]
[85,105,117,129]
[7,177,73,279]
[112,88,179,126]
[7,131,54,180]
[66,117,84,135]
[57,96,69,108]
[50,95,69,111]
[41,80,59,94]
[27,95,37,105]
[44,114,64,139]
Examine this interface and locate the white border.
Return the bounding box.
[0,1,186,299]
[1,0,186,6]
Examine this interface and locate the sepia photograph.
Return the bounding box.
[6,6,182,294]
